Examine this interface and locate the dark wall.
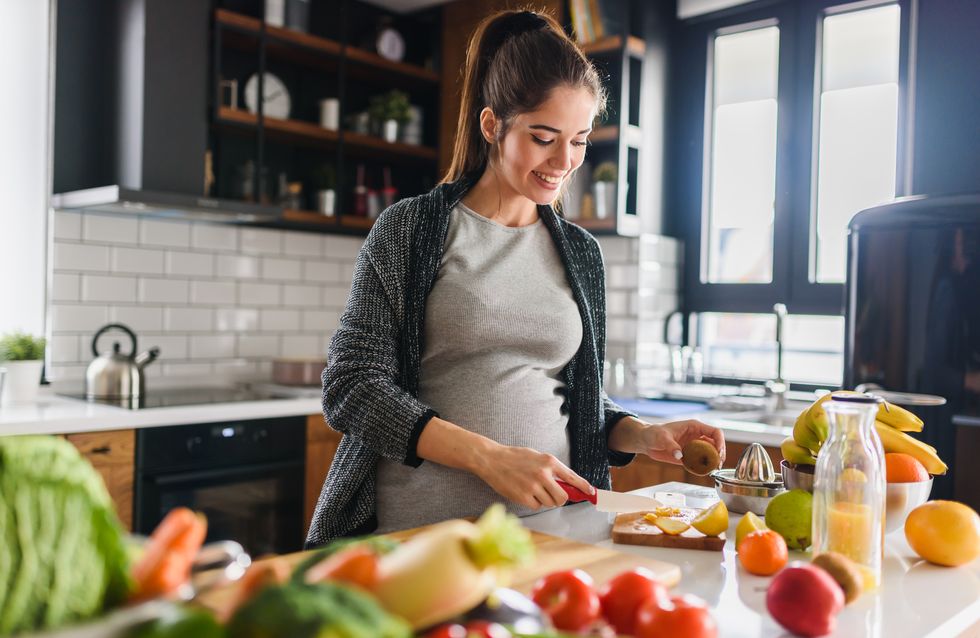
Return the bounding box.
[911,0,980,196]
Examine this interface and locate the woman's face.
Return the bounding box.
[492,85,596,205]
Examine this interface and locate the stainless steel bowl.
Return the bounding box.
[711,468,785,515]
[781,460,815,493]
[885,478,933,534]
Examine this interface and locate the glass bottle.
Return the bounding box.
[812,394,886,590]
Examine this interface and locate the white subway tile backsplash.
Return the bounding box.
[215,308,259,332]
[83,214,138,244]
[165,251,214,277]
[283,284,321,307]
[261,257,303,281]
[190,280,236,305]
[50,273,80,301]
[164,307,214,332]
[139,278,189,303]
[54,243,110,272]
[323,235,363,260]
[50,304,109,333]
[238,335,280,357]
[53,211,82,240]
[240,228,282,254]
[238,282,280,306]
[216,255,259,279]
[112,247,165,274]
[161,362,213,377]
[49,335,80,363]
[597,237,639,263]
[302,310,340,332]
[47,364,88,382]
[142,334,188,360]
[191,223,238,251]
[189,334,236,359]
[140,219,191,247]
[81,274,138,302]
[110,305,164,332]
[320,285,350,309]
[607,264,639,289]
[284,233,323,257]
[260,309,300,331]
[213,359,258,377]
[607,317,637,344]
[303,260,342,283]
[281,334,324,358]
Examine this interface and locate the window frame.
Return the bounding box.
[671,0,915,317]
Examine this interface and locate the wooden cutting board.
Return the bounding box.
[612,510,726,551]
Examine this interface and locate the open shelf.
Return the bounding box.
[575,216,618,233]
[581,35,646,58]
[215,107,438,162]
[214,9,439,85]
[281,209,376,232]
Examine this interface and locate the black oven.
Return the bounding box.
[135,416,306,555]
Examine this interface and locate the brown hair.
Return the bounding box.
[441,9,607,184]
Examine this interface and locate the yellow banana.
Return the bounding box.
[793,408,824,455]
[873,421,947,475]
[876,401,924,432]
[781,437,817,466]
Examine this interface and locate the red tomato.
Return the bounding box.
[598,567,669,635]
[463,621,512,638]
[531,569,601,631]
[424,624,466,638]
[635,594,718,638]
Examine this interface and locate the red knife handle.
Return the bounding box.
[557,480,597,505]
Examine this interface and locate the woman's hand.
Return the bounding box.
[474,444,595,510]
[609,416,726,466]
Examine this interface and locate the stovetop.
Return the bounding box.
[59,384,320,410]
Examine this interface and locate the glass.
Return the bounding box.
[812,396,886,590]
[704,26,779,283]
[812,5,901,283]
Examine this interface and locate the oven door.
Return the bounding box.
[137,459,305,556]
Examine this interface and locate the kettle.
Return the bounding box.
[85,323,159,401]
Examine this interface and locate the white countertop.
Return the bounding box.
[523,481,980,638]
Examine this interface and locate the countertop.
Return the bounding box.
[522,481,980,638]
[0,388,791,445]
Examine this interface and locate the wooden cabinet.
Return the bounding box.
[66,429,135,531]
[305,414,343,533]
[611,440,784,492]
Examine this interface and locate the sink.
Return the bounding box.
[721,407,803,428]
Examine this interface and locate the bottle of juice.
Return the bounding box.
[812,394,886,590]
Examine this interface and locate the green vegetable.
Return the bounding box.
[291,535,399,584]
[226,581,411,638]
[592,162,617,183]
[0,436,131,635]
[0,332,45,361]
[124,605,224,638]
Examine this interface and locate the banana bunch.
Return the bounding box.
[785,391,947,475]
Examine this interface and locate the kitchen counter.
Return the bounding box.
[522,481,980,638]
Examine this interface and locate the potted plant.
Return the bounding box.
[0,332,46,405]
[368,90,411,143]
[592,162,618,219]
[312,163,337,217]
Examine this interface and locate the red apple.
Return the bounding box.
[766,563,844,637]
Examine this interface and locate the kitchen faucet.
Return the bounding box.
[766,303,788,411]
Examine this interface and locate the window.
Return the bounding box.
[672,0,911,387]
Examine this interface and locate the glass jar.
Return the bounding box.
[812,394,886,590]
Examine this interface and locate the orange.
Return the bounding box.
[905,500,980,567]
[885,452,930,483]
[739,530,788,576]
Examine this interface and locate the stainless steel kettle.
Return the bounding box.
[85,323,159,400]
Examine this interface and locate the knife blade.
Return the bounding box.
[557,480,664,513]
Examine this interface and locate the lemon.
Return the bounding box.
[735,511,767,549]
[654,518,691,535]
[691,500,729,537]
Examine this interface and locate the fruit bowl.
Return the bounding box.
[780,460,814,493]
[885,478,933,534]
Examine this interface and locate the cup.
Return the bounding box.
[319,98,340,130]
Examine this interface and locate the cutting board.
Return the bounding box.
[612,510,726,551]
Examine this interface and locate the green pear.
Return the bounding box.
[766,489,813,550]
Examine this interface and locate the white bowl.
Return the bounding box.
[885,478,933,534]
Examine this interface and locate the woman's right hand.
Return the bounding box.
[474,443,595,510]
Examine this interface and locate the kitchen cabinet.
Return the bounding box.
[305,414,342,532]
[66,429,136,531]
[611,441,784,492]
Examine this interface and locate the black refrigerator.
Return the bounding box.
[845,194,980,506]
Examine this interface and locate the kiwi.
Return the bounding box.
[812,552,864,604]
[682,439,721,476]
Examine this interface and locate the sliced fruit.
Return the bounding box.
[654,518,691,536]
[691,501,729,537]
[735,512,767,550]
[643,513,659,524]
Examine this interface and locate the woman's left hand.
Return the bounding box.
[635,419,726,466]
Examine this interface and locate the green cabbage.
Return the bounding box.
[0,435,131,635]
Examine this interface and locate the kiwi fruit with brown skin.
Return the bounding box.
[812,552,863,604]
[682,439,721,476]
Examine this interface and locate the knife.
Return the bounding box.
[557,480,664,513]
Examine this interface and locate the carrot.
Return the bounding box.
[218,559,291,622]
[303,544,380,591]
[130,508,208,602]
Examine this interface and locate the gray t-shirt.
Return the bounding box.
[375,202,584,532]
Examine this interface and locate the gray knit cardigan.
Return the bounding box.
[305,174,636,547]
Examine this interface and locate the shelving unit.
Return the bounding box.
[209,2,442,235]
